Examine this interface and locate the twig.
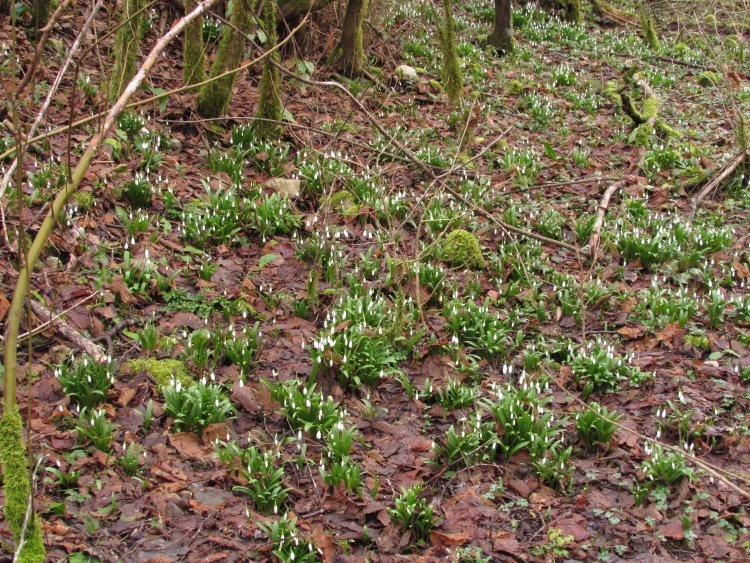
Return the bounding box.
[549,376,750,499]
[28,299,107,362]
[690,152,747,219]
[588,178,627,260]
[269,62,580,253]
[0,291,101,348]
[0,0,105,244]
[15,0,74,96]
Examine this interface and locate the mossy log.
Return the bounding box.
[618,73,677,146]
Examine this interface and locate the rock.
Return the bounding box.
[266,178,301,198]
[395,65,418,81]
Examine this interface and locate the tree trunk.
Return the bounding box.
[197,0,251,118]
[108,0,144,103]
[488,0,513,54]
[32,0,52,33]
[338,0,369,77]
[183,0,205,85]
[254,0,283,138]
[439,0,463,107]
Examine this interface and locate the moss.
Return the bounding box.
[685,334,710,353]
[325,190,360,215]
[438,0,464,108]
[442,229,485,269]
[72,190,95,210]
[0,405,45,562]
[697,71,719,87]
[253,0,283,139]
[603,81,621,104]
[506,80,525,96]
[560,0,580,23]
[640,15,659,50]
[130,358,194,390]
[673,42,689,55]
[183,0,206,85]
[338,0,369,77]
[109,0,144,103]
[197,0,251,118]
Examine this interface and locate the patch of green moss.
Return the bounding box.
[685,334,710,353]
[0,405,45,562]
[130,358,194,390]
[442,229,485,269]
[325,190,360,215]
[72,191,95,211]
[697,71,719,87]
[603,81,621,105]
[506,80,525,96]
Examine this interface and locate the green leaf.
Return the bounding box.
[542,141,558,160]
[182,246,206,255]
[258,253,279,269]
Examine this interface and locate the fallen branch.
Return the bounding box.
[690,152,747,219]
[589,74,662,260]
[550,375,750,499]
[588,177,627,260]
[28,299,106,363]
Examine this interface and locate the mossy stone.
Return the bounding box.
[72,190,95,210]
[697,71,719,87]
[685,334,710,352]
[130,358,194,390]
[442,229,485,269]
[506,80,525,96]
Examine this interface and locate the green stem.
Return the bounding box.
[3,0,220,408]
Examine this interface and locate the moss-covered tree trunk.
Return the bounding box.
[197,0,251,118]
[108,0,144,103]
[183,0,205,84]
[31,0,52,33]
[338,0,369,77]
[253,0,283,139]
[439,0,463,107]
[562,0,581,23]
[0,405,45,562]
[640,14,660,49]
[488,0,513,53]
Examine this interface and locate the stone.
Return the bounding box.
[266,178,301,198]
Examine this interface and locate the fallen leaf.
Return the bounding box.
[429,530,471,546]
[0,291,10,321]
[312,525,337,563]
[168,433,207,460]
[618,325,643,339]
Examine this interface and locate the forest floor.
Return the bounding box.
[1,0,750,561]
